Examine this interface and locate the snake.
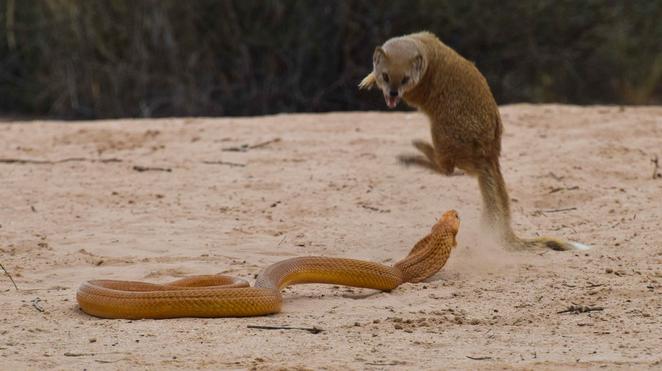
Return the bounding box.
[76,210,460,319]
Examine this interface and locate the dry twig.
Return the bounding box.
[541,207,577,213]
[95,358,127,364]
[222,138,281,152]
[31,297,44,313]
[0,262,19,290]
[652,155,660,179]
[365,361,402,366]
[132,165,171,172]
[64,352,96,357]
[548,186,579,194]
[201,160,246,167]
[557,304,604,314]
[0,157,122,164]
[359,203,391,213]
[247,324,322,334]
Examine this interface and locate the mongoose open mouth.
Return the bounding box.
[385,95,400,109]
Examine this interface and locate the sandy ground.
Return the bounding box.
[0,105,661,370]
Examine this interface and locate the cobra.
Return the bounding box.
[76,210,460,319]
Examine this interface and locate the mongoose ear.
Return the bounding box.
[373,47,386,66]
[358,72,376,90]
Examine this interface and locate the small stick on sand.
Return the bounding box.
[249,138,281,149]
[548,186,579,194]
[201,160,246,167]
[652,155,660,179]
[31,297,44,313]
[247,324,323,334]
[223,138,281,152]
[0,262,19,290]
[365,361,401,366]
[466,356,492,360]
[132,165,172,172]
[0,157,122,164]
[541,207,577,213]
[64,352,96,357]
[557,304,604,314]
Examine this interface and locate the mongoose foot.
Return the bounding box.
[397,154,464,176]
[411,140,436,158]
[409,140,462,175]
[504,237,592,251]
[398,154,437,171]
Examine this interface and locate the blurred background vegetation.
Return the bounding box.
[0,0,660,119]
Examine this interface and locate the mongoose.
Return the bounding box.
[359,31,589,251]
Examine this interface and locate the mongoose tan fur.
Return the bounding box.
[359,31,589,251]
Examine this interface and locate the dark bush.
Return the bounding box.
[0,0,660,119]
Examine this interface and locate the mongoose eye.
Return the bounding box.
[382,73,390,83]
[402,76,410,84]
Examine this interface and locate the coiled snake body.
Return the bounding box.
[77,210,459,319]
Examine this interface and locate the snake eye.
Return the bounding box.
[382,73,390,83]
[401,76,410,84]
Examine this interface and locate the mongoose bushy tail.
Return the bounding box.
[360,31,590,251]
[477,156,589,251]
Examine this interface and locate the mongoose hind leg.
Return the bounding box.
[398,140,463,176]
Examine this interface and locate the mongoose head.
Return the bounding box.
[371,37,426,108]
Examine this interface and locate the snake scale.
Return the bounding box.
[76,210,460,319]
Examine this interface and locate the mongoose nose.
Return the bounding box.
[389,90,398,97]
